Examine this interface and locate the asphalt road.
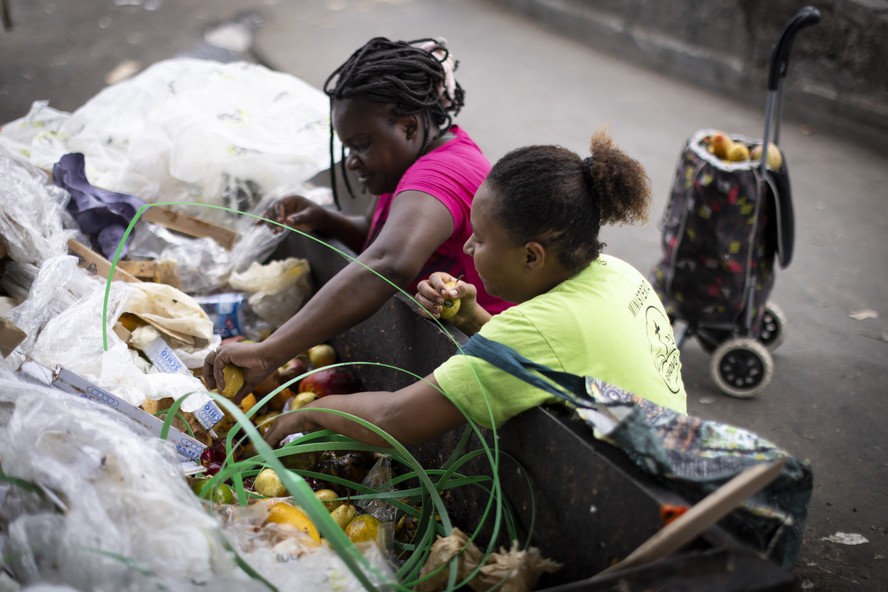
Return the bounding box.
[2,1,886,590]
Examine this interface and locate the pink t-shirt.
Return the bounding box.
[364,126,511,314]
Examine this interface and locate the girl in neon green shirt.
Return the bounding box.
[264,130,687,447]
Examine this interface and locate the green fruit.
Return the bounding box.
[192,478,235,504]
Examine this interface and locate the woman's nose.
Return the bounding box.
[345,152,360,170]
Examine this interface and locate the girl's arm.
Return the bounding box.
[263,375,467,447]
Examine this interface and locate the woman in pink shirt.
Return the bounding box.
[205,37,510,399]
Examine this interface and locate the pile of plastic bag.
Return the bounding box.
[0,58,339,227]
[0,60,401,589]
[0,367,394,591]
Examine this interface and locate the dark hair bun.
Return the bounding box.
[586,129,651,227]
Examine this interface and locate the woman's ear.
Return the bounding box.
[400,114,419,141]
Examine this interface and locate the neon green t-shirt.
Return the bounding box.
[434,255,687,428]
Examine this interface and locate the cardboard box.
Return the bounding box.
[20,361,208,463]
[0,317,26,358]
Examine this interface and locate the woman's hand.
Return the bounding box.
[203,340,276,403]
[261,195,330,235]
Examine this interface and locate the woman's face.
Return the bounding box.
[464,182,531,303]
[332,97,422,196]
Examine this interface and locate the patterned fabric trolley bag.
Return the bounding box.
[647,6,819,398]
[650,129,792,335]
[460,334,813,570]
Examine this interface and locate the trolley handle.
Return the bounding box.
[768,6,821,91]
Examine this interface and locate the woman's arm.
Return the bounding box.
[263,375,467,447]
[206,191,454,399]
[263,194,371,252]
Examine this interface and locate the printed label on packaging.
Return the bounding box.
[48,366,207,462]
[140,337,224,431]
[193,400,225,431]
[142,337,192,376]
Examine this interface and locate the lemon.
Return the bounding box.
[267,501,321,544]
[345,513,381,543]
[331,503,357,529]
[315,488,341,512]
[307,344,337,368]
[220,365,245,398]
[254,467,288,497]
[439,279,461,320]
[727,143,750,162]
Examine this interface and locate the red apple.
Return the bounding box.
[298,367,360,397]
[278,356,309,390]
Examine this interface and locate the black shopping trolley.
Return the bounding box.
[651,7,821,398]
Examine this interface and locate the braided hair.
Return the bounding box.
[485,130,651,273]
[323,37,466,208]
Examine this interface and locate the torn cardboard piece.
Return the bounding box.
[19,361,207,463]
[0,316,26,358]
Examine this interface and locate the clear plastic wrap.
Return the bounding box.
[0,376,398,590]
[0,377,253,591]
[127,222,285,296]
[228,257,312,330]
[27,281,212,413]
[0,262,41,305]
[2,256,99,370]
[0,145,78,266]
[0,59,340,227]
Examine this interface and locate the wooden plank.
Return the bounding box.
[117,260,157,279]
[67,239,140,283]
[141,207,239,250]
[601,459,786,574]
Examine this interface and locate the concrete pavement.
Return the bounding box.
[2,0,886,589]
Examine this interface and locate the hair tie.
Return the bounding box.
[415,38,457,108]
[581,155,596,192]
[581,155,602,226]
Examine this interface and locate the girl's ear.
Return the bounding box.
[524,241,547,270]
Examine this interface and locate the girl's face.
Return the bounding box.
[464,182,533,303]
[332,97,422,196]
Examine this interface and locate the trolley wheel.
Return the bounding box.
[758,303,787,352]
[710,338,774,398]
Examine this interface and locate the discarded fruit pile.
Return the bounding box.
[183,342,465,576]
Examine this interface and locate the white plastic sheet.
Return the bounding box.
[0,375,397,590]
[0,59,339,226]
[0,145,78,266]
[228,257,312,329]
